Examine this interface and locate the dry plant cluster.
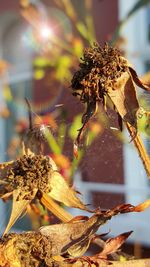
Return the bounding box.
[1,39,150,266]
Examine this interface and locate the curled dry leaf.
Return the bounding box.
[71,43,150,176]
[40,212,103,258]
[99,231,133,258]
[66,232,133,266]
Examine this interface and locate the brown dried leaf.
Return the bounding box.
[107,69,150,176]
[3,188,38,236]
[133,198,150,212]
[48,171,89,211]
[129,67,150,91]
[40,213,102,257]
[100,231,132,257]
[65,232,132,266]
[107,70,139,130]
[106,199,150,216]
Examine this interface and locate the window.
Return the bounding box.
[0,12,33,233]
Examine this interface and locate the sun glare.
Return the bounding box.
[40,25,53,40]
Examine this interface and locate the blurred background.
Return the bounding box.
[0,0,150,258]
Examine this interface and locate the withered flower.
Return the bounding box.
[1,199,150,266]
[71,43,150,176]
[0,104,88,235]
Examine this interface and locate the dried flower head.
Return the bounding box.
[72,43,128,101]
[0,151,89,235]
[0,232,53,267]
[0,101,89,235]
[6,155,52,200]
[71,43,150,176]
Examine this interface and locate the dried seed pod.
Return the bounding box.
[0,153,88,235]
[71,43,150,176]
[0,232,54,267]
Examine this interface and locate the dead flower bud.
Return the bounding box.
[71,42,150,176]
[0,153,88,235]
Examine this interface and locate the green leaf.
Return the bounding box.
[33,57,52,68]
[85,15,96,42]
[126,0,150,20]
[76,21,89,39]
[73,39,84,57]
[68,114,82,140]
[57,122,66,152]
[44,128,61,154]
[56,55,72,82]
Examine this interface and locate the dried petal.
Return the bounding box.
[106,199,150,216]
[40,192,73,222]
[100,231,132,257]
[133,199,150,212]
[48,171,89,211]
[107,71,139,129]
[40,213,103,257]
[3,188,37,236]
[129,67,150,92]
[0,191,13,201]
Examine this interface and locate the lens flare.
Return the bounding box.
[40,25,53,40]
